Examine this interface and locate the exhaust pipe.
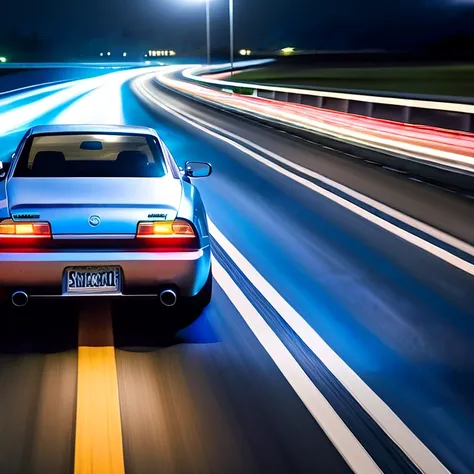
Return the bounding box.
[160,289,177,307]
[12,291,29,308]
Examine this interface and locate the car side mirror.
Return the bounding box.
[184,161,212,178]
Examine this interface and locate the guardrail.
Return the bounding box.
[183,65,474,133]
[146,66,474,194]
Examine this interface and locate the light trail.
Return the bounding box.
[157,69,474,173]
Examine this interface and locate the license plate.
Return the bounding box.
[65,266,121,294]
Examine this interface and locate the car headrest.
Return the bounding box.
[116,151,149,167]
[32,151,66,176]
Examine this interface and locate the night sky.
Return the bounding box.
[2,0,474,56]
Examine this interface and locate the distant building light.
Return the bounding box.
[147,50,176,57]
[107,52,111,56]
[0,57,6,63]
[281,47,295,56]
[123,52,127,57]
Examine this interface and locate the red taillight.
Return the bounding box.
[0,220,51,238]
[136,219,196,238]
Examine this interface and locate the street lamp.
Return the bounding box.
[229,0,234,76]
[205,0,211,65]
[190,0,234,70]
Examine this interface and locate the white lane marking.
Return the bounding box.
[212,257,382,474]
[210,221,450,473]
[134,77,474,276]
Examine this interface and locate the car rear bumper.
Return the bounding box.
[0,247,211,298]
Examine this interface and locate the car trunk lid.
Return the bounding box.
[6,177,182,235]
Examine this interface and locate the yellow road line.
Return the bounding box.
[74,302,125,474]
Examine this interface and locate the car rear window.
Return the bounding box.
[13,133,168,178]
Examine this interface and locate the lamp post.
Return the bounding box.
[191,0,234,69]
[229,0,234,76]
[205,0,211,65]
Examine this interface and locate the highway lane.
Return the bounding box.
[0,76,357,474]
[129,76,474,471]
[113,290,355,474]
[0,71,472,473]
[45,72,375,474]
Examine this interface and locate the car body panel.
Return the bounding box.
[27,124,160,137]
[7,177,182,235]
[177,180,210,247]
[0,249,207,297]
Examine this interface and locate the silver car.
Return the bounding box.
[0,124,212,320]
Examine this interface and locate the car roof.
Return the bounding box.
[28,124,159,137]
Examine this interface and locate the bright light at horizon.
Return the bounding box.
[0,57,6,63]
[281,47,295,56]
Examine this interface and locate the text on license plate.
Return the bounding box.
[66,266,121,293]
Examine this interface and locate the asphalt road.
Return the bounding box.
[0,69,473,474]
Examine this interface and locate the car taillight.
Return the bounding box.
[136,219,196,238]
[0,220,51,238]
